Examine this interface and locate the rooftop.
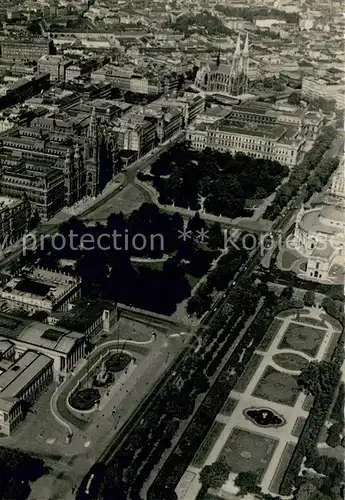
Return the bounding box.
[18,323,83,354]
[55,299,116,333]
[0,196,23,211]
[213,119,286,140]
[299,207,344,235]
[202,105,232,118]
[0,350,52,399]
[2,268,80,304]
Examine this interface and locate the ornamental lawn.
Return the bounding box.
[278,322,326,357]
[218,428,278,481]
[252,366,299,406]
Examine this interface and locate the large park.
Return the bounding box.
[176,304,344,500]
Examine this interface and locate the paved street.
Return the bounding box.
[28,325,183,500]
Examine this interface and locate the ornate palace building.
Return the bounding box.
[0,196,31,250]
[292,164,345,284]
[195,33,249,96]
[0,108,119,219]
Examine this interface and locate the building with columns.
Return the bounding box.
[0,349,53,436]
[1,268,81,314]
[0,312,86,382]
[291,164,345,283]
[187,119,305,168]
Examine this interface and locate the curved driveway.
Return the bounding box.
[51,337,154,434]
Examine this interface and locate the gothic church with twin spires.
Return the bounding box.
[195,33,249,96]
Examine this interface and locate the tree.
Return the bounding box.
[281,285,294,300]
[326,423,342,448]
[187,212,205,235]
[208,222,224,250]
[287,92,301,105]
[304,290,316,307]
[298,361,341,396]
[322,298,343,326]
[313,455,342,476]
[187,294,211,317]
[235,471,260,494]
[199,460,230,489]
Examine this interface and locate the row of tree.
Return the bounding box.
[103,282,263,499]
[280,340,343,495]
[263,127,338,220]
[149,287,304,498]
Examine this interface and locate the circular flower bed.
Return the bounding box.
[106,352,132,373]
[70,388,100,411]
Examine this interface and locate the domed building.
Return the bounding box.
[195,33,249,96]
[292,166,345,283]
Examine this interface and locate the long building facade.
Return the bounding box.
[186,101,322,168]
[0,108,119,219]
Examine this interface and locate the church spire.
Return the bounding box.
[88,107,97,138]
[243,33,249,57]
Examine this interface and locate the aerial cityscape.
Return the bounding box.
[0,0,343,499]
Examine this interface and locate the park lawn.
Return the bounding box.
[218,428,278,481]
[273,353,309,372]
[252,366,300,407]
[281,250,299,270]
[220,397,239,417]
[291,417,306,438]
[132,260,165,272]
[302,394,314,412]
[278,323,326,357]
[269,442,296,494]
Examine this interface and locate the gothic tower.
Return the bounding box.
[84,107,101,197]
[241,33,249,94]
[228,32,250,96]
[228,33,242,95]
[63,148,72,205]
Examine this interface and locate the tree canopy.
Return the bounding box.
[150,144,288,218]
[199,460,230,489]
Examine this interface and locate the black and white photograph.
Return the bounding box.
[0,0,343,499]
